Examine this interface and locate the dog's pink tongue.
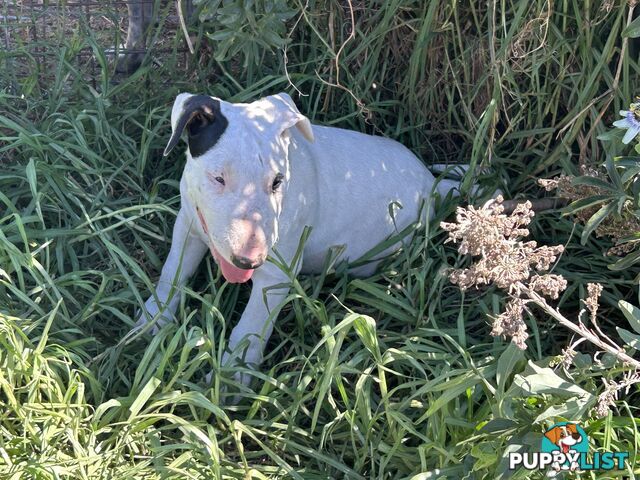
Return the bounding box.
[210,247,254,283]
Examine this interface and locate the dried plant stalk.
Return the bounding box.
[441,196,640,370]
[526,288,639,368]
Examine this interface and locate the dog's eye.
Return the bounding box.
[215,176,225,186]
[272,173,284,192]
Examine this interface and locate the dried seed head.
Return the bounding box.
[594,379,617,418]
[593,372,640,418]
[442,195,567,349]
[491,298,529,350]
[560,346,576,370]
[442,196,565,295]
[586,283,603,323]
[529,274,568,299]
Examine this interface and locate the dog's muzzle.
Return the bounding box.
[196,207,267,282]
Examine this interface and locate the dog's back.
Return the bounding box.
[289,125,437,275]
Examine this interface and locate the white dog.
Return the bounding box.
[136,92,461,383]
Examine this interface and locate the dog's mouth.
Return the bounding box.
[196,207,255,284]
[209,245,255,284]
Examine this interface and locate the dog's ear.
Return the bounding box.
[267,93,314,143]
[544,427,561,445]
[566,423,577,435]
[164,93,228,157]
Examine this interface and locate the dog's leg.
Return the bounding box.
[137,207,207,331]
[221,259,296,387]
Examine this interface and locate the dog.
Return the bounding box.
[544,423,583,475]
[136,92,463,386]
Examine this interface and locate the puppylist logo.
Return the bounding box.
[509,422,629,477]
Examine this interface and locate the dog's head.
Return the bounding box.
[544,424,582,452]
[165,92,314,283]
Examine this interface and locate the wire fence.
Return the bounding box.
[1,0,190,90]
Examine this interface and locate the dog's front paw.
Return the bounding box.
[221,347,261,386]
[134,297,175,334]
[202,349,259,404]
[205,352,255,388]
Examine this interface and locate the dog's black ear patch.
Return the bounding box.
[164,95,228,157]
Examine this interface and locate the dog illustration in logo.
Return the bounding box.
[544,423,582,476]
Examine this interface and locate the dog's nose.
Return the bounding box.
[230,255,264,270]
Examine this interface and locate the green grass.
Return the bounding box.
[0,0,639,478]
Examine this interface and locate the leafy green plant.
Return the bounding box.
[1,0,640,478]
[195,0,298,67]
[538,102,640,271]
